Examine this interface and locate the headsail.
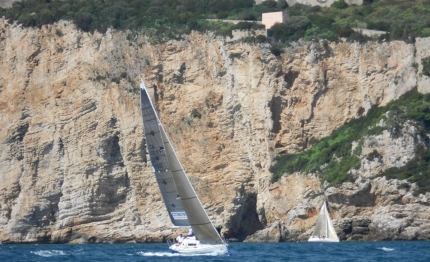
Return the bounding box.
[140,80,224,244]
[325,203,338,240]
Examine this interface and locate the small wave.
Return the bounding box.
[379,247,395,252]
[31,250,67,257]
[138,252,182,257]
[137,251,220,257]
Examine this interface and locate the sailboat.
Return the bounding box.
[139,79,229,255]
[308,201,339,242]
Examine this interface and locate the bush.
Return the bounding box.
[367,21,390,31]
[233,21,264,31]
[422,57,430,77]
[277,0,289,9]
[0,0,429,43]
[237,11,257,21]
[255,34,268,43]
[331,0,348,10]
[191,109,202,119]
[308,14,334,29]
[270,16,311,42]
[73,9,93,32]
[269,45,282,56]
[262,0,277,9]
[18,13,37,27]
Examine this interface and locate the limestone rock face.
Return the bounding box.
[0,19,429,243]
[259,124,430,242]
[0,0,17,8]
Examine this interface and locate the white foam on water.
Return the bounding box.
[379,247,395,252]
[137,251,220,257]
[31,250,67,257]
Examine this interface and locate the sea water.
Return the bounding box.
[0,241,429,262]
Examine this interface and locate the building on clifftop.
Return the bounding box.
[262,11,289,36]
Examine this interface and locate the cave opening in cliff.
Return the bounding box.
[226,192,264,241]
[269,96,282,134]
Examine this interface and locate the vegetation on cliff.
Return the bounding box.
[0,0,264,41]
[0,0,429,44]
[270,88,430,195]
[275,0,430,43]
[423,57,430,78]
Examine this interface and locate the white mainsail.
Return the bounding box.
[308,202,339,242]
[140,80,227,251]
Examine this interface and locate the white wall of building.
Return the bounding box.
[262,11,289,29]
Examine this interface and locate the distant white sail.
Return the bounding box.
[308,202,339,242]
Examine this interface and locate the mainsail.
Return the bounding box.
[140,80,224,244]
[311,202,339,241]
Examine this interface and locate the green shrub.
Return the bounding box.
[308,14,335,29]
[191,109,202,119]
[1,0,430,43]
[423,57,430,77]
[233,21,264,31]
[262,0,277,9]
[255,34,268,43]
[277,0,289,9]
[367,21,390,31]
[270,16,311,42]
[422,28,430,37]
[269,45,282,56]
[366,149,382,161]
[331,0,348,10]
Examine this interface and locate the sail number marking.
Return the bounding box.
[171,211,188,220]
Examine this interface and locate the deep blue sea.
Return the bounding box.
[1,241,429,262]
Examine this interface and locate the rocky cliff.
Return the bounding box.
[0,19,429,243]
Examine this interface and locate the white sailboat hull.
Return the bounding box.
[308,236,339,242]
[169,238,228,255]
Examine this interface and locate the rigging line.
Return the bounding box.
[158,189,181,194]
[190,222,212,226]
[143,117,158,122]
[181,196,198,200]
[141,105,155,110]
[155,176,176,181]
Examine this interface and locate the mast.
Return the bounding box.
[325,202,328,237]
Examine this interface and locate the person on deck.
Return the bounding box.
[187,228,196,240]
[176,234,184,244]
